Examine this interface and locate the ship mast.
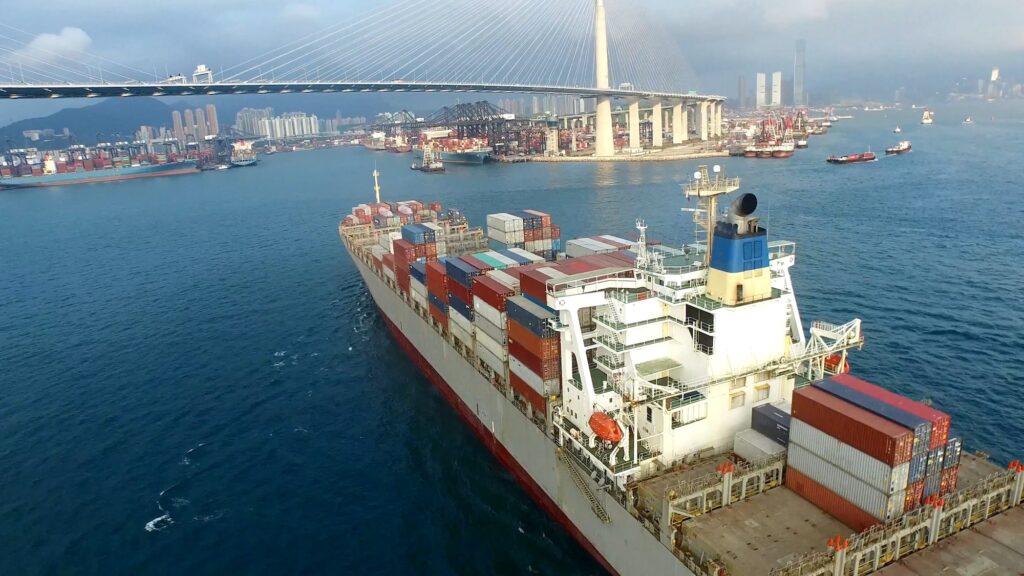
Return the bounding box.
[682,164,740,267]
[372,168,381,204]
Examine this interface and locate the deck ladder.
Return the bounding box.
[558,448,612,524]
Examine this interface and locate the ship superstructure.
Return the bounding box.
[338,168,1024,576]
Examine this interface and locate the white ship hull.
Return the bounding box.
[348,251,692,576]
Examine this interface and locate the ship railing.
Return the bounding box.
[547,269,638,297]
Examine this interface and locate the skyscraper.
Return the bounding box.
[756,73,767,109]
[206,104,219,136]
[737,75,748,109]
[195,108,209,141]
[172,110,185,143]
[771,72,782,107]
[794,39,807,107]
[183,109,196,140]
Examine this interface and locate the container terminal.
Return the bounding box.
[338,167,1024,575]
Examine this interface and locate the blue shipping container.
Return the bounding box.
[815,378,932,450]
[944,437,962,470]
[506,296,557,338]
[401,224,427,245]
[751,404,791,446]
[909,450,928,483]
[448,293,473,320]
[445,257,481,288]
[411,261,427,283]
[926,446,946,477]
[923,473,941,497]
[428,292,447,312]
[499,249,531,265]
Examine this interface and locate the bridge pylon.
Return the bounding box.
[594,0,614,157]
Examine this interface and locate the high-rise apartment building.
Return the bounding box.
[206,104,219,136]
[771,71,782,107]
[756,73,767,109]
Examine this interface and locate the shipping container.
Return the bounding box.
[926,446,946,477]
[786,466,881,533]
[411,261,427,284]
[475,325,507,360]
[475,339,505,375]
[520,267,565,303]
[787,442,904,522]
[792,387,914,465]
[790,420,910,495]
[815,378,932,451]
[473,297,505,332]
[484,251,518,269]
[448,279,472,309]
[461,254,494,274]
[944,437,962,470]
[751,404,791,446]
[508,340,560,380]
[426,261,448,302]
[923,472,941,497]
[450,318,473,349]
[473,252,506,270]
[506,247,545,264]
[446,257,483,289]
[830,374,951,450]
[488,269,521,291]
[733,428,785,463]
[428,298,448,328]
[487,213,524,232]
[472,275,516,312]
[508,319,559,360]
[904,480,925,512]
[940,465,959,495]
[448,292,473,321]
[909,450,928,483]
[509,371,547,415]
[506,296,558,339]
[499,249,532,265]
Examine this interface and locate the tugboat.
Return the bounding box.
[795,139,808,149]
[963,116,974,125]
[893,125,902,133]
[826,150,877,164]
[411,142,445,173]
[921,110,934,125]
[885,140,912,155]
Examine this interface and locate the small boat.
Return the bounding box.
[921,110,934,125]
[826,151,877,164]
[795,139,808,149]
[893,125,902,133]
[963,116,974,125]
[411,142,445,173]
[885,141,912,155]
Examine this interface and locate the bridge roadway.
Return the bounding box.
[0,80,724,103]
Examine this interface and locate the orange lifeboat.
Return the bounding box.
[589,412,623,444]
[824,354,851,374]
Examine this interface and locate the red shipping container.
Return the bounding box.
[448,279,472,306]
[382,253,395,272]
[472,275,515,312]
[519,269,555,303]
[461,254,494,274]
[831,374,951,450]
[904,480,925,512]
[525,228,537,242]
[429,301,448,328]
[541,227,552,240]
[786,466,880,533]
[392,239,416,265]
[524,209,552,227]
[509,340,560,380]
[426,261,448,302]
[793,387,914,466]
[604,251,636,266]
[424,243,438,257]
[510,371,547,415]
[558,259,601,275]
[508,319,559,360]
[596,236,630,249]
[396,268,411,293]
[414,244,426,259]
[551,225,561,239]
[940,466,959,495]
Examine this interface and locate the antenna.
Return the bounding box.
[682,165,740,267]
[635,219,648,271]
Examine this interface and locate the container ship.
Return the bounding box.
[338,167,1024,575]
[229,140,258,167]
[0,151,197,190]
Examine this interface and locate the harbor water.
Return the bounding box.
[1,101,1022,574]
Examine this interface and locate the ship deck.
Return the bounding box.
[676,453,1008,575]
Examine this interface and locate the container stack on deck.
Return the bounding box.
[564,235,636,258]
[786,375,959,532]
[486,210,561,260]
[506,295,560,415]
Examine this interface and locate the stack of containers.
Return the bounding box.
[391,238,417,295]
[519,267,569,305]
[516,210,560,260]
[828,374,958,502]
[504,247,545,264]
[381,253,396,284]
[472,275,516,375]
[787,386,915,532]
[565,237,620,258]
[487,213,525,249]
[426,261,449,328]
[421,222,447,259]
[446,257,490,348]
[506,296,560,415]
[409,262,428,310]
[473,251,518,271]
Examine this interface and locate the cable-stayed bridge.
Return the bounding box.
[0,0,724,156]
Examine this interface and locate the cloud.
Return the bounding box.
[282,3,321,23]
[11,27,92,64]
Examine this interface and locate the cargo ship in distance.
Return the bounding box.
[339,167,1024,575]
[0,154,197,190]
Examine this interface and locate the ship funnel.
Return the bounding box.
[727,193,760,235]
[730,193,758,217]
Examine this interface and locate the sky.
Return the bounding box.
[1,0,1021,124]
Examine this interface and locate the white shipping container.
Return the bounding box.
[486,213,523,232]
[488,270,520,290]
[435,241,447,256]
[422,222,445,238]
[410,289,427,310]
[378,231,402,253]
[734,428,786,463]
[484,251,518,268]
[506,248,544,263]
[383,265,396,283]
[475,325,507,360]
[489,227,525,245]
[474,311,506,344]
[599,235,636,248]
[790,420,910,495]
[449,305,474,335]
[788,442,904,522]
[509,356,547,397]
[450,321,473,349]
[476,341,505,375]
[565,239,601,258]
[473,297,506,330]
[410,277,427,299]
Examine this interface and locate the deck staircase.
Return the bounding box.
[558,448,611,524]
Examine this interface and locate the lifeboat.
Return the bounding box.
[824,354,851,374]
[589,412,623,443]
